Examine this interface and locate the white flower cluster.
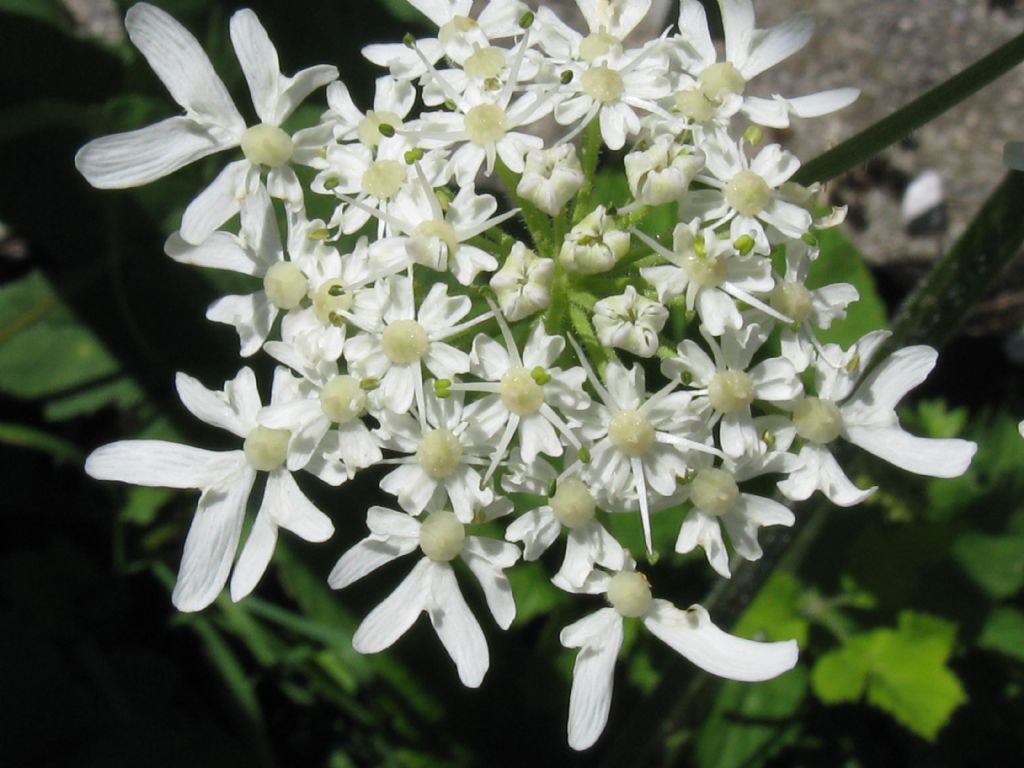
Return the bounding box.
[79,0,978,751]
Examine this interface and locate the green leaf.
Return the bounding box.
[952,532,1024,599]
[807,226,888,346]
[811,612,967,741]
[0,270,120,399]
[0,0,67,29]
[978,606,1024,663]
[43,376,143,421]
[0,421,82,463]
[692,667,809,768]
[796,32,1024,184]
[379,0,425,22]
[734,571,810,646]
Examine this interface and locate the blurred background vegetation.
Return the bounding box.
[2,1,1024,766]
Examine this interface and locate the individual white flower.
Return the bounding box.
[572,341,714,553]
[683,133,813,249]
[489,242,555,321]
[376,390,497,522]
[778,331,978,506]
[662,321,803,458]
[85,367,333,610]
[672,0,858,129]
[624,135,705,206]
[637,221,783,336]
[560,206,630,275]
[329,505,519,688]
[592,286,669,358]
[455,314,590,476]
[503,457,626,588]
[322,74,417,145]
[675,433,799,578]
[342,273,487,415]
[558,556,799,751]
[75,5,337,244]
[517,145,586,216]
[773,240,860,372]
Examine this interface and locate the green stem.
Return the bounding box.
[573,118,602,223]
[795,32,1024,184]
[495,158,552,255]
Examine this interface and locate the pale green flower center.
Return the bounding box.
[243,426,291,472]
[674,89,715,122]
[690,467,739,516]
[500,366,545,415]
[362,159,406,199]
[725,170,772,216]
[582,65,624,103]
[419,510,466,561]
[579,31,618,62]
[549,478,596,529]
[357,110,402,147]
[416,428,463,479]
[438,15,478,46]
[465,103,508,145]
[607,571,652,617]
[709,370,755,414]
[381,319,429,365]
[608,409,656,458]
[312,279,353,324]
[240,123,294,168]
[320,374,366,425]
[682,252,727,288]
[698,62,746,100]
[413,220,460,258]
[770,281,813,324]
[263,261,307,310]
[464,46,506,79]
[793,397,843,444]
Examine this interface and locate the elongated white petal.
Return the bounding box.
[206,292,276,357]
[230,507,278,601]
[75,117,229,189]
[643,601,798,681]
[721,0,756,70]
[277,65,340,125]
[165,231,259,276]
[505,508,561,561]
[180,159,250,245]
[262,469,333,541]
[353,557,432,653]
[816,444,876,506]
[741,13,814,79]
[676,510,731,578]
[560,607,623,751]
[844,424,976,478]
[175,371,248,437]
[125,3,244,133]
[462,539,519,629]
[86,441,244,489]
[229,9,282,125]
[172,466,256,611]
[428,563,490,688]
[844,345,936,418]
[328,536,419,589]
[787,88,860,118]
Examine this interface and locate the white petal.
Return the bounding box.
[644,601,799,681]
[676,510,731,578]
[230,507,278,601]
[328,536,419,589]
[165,231,259,275]
[844,345,936,418]
[86,440,244,489]
[560,607,623,751]
[353,557,432,653]
[206,293,276,357]
[428,563,490,688]
[172,466,256,611]
[180,159,250,245]
[741,13,814,79]
[721,0,756,70]
[75,117,230,189]
[505,508,561,561]
[229,9,282,125]
[843,424,976,478]
[786,88,860,118]
[816,444,877,506]
[462,545,518,629]
[125,3,243,132]
[175,371,248,437]
[262,469,334,541]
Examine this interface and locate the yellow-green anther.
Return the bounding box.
[444,99,457,111]
[484,77,501,90]
[328,284,346,297]
[323,177,339,190]
[405,147,424,164]
[309,228,331,240]
[579,447,591,464]
[560,70,573,84]
[435,187,454,210]
[519,10,534,28]
[735,235,755,255]
[378,123,396,137]
[743,125,764,145]
[530,366,551,385]
[360,377,380,391]
[328,311,345,327]
[403,33,415,48]
[646,550,660,565]
[802,232,818,246]
[845,353,860,373]
[434,378,452,398]
[762,430,776,449]
[694,233,706,258]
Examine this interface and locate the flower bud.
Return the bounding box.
[517,145,585,216]
[625,137,705,206]
[593,286,668,358]
[490,242,554,321]
[560,206,629,275]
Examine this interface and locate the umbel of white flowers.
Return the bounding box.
[80,0,977,752]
